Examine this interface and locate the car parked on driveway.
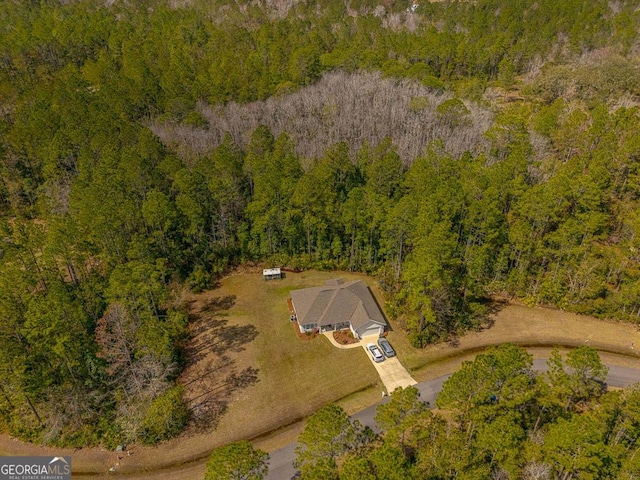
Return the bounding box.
[367,343,385,363]
[377,337,396,357]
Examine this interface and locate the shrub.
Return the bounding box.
[141,387,189,445]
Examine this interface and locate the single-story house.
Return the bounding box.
[263,267,282,280]
[289,278,387,339]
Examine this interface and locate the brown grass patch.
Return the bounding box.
[393,302,640,382]
[180,294,260,431]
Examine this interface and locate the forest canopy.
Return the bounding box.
[1,0,640,446]
[293,345,638,480]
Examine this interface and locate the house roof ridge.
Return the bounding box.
[317,287,341,325]
[290,278,386,331]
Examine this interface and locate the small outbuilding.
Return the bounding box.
[263,267,282,280]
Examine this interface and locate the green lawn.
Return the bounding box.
[179,269,640,462]
[186,269,382,446]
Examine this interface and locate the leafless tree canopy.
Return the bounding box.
[150,71,492,166]
[96,303,175,399]
[95,303,138,377]
[522,461,552,480]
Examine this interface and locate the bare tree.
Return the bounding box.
[522,461,552,480]
[95,303,139,379]
[96,303,175,399]
[491,469,510,480]
[149,71,492,166]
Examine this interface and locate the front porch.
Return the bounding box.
[319,321,350,334]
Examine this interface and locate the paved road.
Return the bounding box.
[265,361,640,480]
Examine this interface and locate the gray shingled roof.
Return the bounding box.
[290,279,386,329]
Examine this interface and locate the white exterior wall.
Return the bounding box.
[355,323,384,339]
[350,325,359,339]
[299,323,317,334]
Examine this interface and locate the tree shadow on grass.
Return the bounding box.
[185,320,259,365]
[475,296,511,332]
[484,296,510,316]
[181,295,260,433]
[446,297,510,347]
[186,366,260,432]
[199,295,236,314]
[184,294,258,365]
[186,295,237,320]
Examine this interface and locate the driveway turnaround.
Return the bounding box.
[360,335,417,393]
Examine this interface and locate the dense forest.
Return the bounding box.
[280,345,640,480]
[2,0,640,447]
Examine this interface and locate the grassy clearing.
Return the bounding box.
[217,270,381,433]
[377,301,640,386]
[95,275,640,472]
[405,303,640,382]
[150,270,383,468]
[0,269,385,475]
[4,270,640,478]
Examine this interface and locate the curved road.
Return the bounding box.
[265,360,640,480]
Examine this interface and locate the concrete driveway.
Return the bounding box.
[361,336,417,393]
